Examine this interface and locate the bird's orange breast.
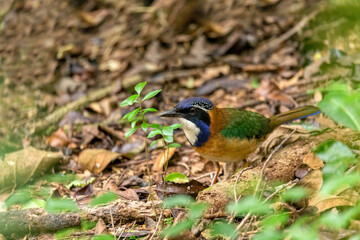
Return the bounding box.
[193,107,261,163]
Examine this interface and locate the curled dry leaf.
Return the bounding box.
[0,147,62,192]
[78,149,121,174]
[303,152,324,170]
[46,128,70,148]
[153,147,177,172]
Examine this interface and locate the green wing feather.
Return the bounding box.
[220,109,271,139]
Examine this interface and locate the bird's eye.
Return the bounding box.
[190,107,196,114]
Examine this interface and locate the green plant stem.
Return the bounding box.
[139,101,152,191]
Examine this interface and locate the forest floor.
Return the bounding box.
[1,0,360,239]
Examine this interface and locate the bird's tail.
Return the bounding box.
[269,106,321,129]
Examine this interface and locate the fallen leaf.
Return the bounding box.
[78,149,121,174]
[103,180,139,201]
[0,147,62,192]
[303,152,324,170]
[298,170,323,196]
[46,128,70,148]
[309,195,355,213]
[94,218,108,235]
[153,148,176,172]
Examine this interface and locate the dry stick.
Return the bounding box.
[229,167,254,225]
[236,129,297,232]
[110,208,116,240]
[149,209,164,240]
[262,179,299,204]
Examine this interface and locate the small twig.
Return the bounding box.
[149,209,164,240]
[193,172,217,181]
[234,167,253,202]
[253,128,297,198]
[262,179,299,204]
[110,208,116,240]
[229,167,253,224]
[236,129,297,232]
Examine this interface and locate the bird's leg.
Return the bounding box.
[211,162,221,186]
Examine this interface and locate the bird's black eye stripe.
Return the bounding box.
[190,107,196,113]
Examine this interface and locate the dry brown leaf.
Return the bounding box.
[77,9,111,26]
[298,170,323,196]
[103,180,139,201]
[46,128,70,148]
[309,195,355,213]
[78,149,121,174]
[303,152,324,170]
[94,218,108,235]
[153,148,176,172]
[0,147,62,192]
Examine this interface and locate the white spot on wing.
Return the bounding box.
[178,118,200,146]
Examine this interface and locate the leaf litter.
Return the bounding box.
[1,0,360,239]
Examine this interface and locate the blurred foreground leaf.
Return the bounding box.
[0,147,62,192]
[318,84,360,131]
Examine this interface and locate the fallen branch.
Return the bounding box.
[0,199,163,238]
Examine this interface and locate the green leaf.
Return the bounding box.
[45,198,79,213]
[90,192,118,207]
[165,172,189,183]
[93,235,116,240]
[253,229,284,240]
[313,140,356,163]
[313,140,356,177]
[260,213,289,229]
[318,86,360,131]
[22,198,46,209]
[169,123,182,129]
[55,227,80,239]
[227,196,271,216]
[122,111,132,120]
[320,174,360,195]
[162,126,174,136]
[141,122,149,132]
[188,203,208,219]
[149,124,163,129]
[125,127,139,138]
[149,139,160,148]
[135,81,147,94]
[162,195,194,208]
[66,177,95,189]
[167,143,181,148]
[131,119,138,129]
[147,129,162,138]
[209,220,238,240]
[143,89,162,101]
[161,219,194,238]
[5,189,32,207]
[127,108,140,122]
[121,94,139,106]
[143,108,158,113]
[282,187,308,202]
[81,220,97,230]
[164,135,174,143]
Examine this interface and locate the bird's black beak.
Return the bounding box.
[160,108,182,118]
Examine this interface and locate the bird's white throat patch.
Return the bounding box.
[178,118,200,146]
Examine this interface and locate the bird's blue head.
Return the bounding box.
[160,97,213,147]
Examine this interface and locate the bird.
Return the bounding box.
[160,97,321,185]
